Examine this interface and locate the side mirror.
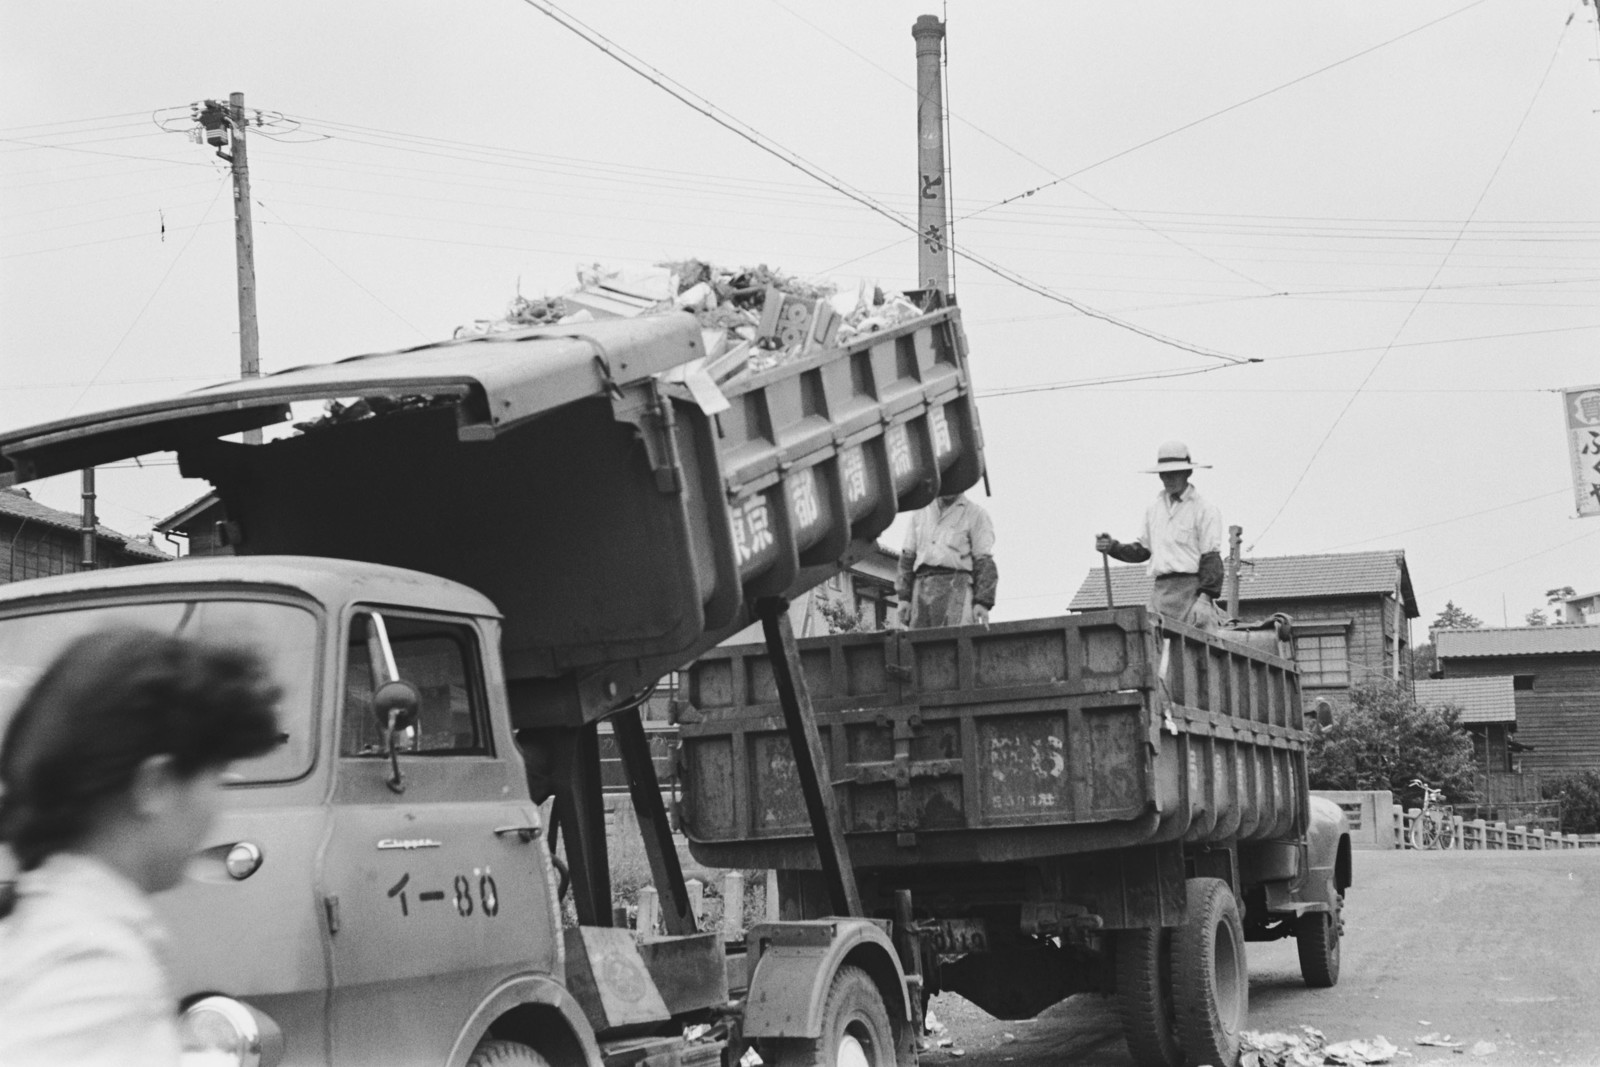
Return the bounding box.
[373,679,421,794]
[373,679,421,734]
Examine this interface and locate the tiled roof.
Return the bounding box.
[1414,677,1516,723]
[1068,549,1416,616]
[1436,625,1600,658]
[0,489,169,561]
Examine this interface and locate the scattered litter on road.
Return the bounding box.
[738,1047,763,1067]
[1243,1028,1404,1067]
[1000,1032,1016,1044]
[948,1049,965,1058]
[1414,1034,1463,1048]
[1468,1041,1498,1058]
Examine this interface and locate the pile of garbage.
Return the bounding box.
[458,259,933,386]
[1241,1028,1399,1067]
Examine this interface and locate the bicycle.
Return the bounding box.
[1407,778,1456,850]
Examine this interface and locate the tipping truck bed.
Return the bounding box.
[679,607,1312,871]
[0,306,982,728]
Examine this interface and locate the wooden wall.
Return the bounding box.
[1446,653,1600,775]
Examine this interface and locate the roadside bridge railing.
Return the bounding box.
[1394,808,1600,851]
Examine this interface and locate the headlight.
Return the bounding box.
[224,842,263,880]
[179,996,281,1067]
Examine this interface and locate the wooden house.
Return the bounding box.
[1069,549,1418,705]
[0,487,168,582]
[1435,625,1600,776]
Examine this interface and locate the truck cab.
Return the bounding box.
[0,556,596,1067]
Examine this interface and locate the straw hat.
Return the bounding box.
[1142,440,1211,473]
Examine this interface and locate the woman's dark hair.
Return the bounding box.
[0,627,282,871]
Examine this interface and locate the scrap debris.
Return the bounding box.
[1242,1028,1402,1067]
[458,259,935,385]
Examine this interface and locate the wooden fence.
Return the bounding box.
[1394,808,1600,851]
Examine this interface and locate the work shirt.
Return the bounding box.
[0,852,181,1067]
[1136,484,1222,578]
[902,495,995,573]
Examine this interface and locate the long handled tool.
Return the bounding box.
[1101,551,1115,609]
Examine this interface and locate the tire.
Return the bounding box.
[1117,926,1184,1067]
[1407,816,1427,851]
[1295,895,1341,989]
[1437,814,1456,850]
[1172,877,1248,1067]
[770,964,898,1067]
[466,1040,553,1067]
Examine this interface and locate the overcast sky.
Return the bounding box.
[3,1,1598,635]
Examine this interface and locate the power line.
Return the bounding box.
[0,110,158,133]
[63,177,229,415]
[963,0,1498,223]
[1250,10,1577,551]
[1419,527,1600,596]
[1321,489,1570,550]
[253,197,432,341]
[825,0,1498,272]
[516,0,1257,367]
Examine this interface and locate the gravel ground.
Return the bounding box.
[916,849,1600,1067]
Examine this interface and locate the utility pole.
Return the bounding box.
[79,468,97,570]
[196,93,262,443]
[912,15,951,299]
[1226,525,1243,620]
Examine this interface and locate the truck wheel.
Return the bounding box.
[1295,896,1341,988]
[771,965,898,1067]
[466,1040,553,1067]
[1172,877,1247,1067]
[1116,926,1184,1067]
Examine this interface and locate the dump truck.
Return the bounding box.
[0,305,983,1067]
[679,611,1352,1067]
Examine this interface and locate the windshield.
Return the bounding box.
[0,599,319,783]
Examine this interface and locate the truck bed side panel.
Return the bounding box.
[678,609,1311,868]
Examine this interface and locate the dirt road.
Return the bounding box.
[920,849,1600,1067]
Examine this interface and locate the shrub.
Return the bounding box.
[1543,770,1600,835]
[1307,680,1478,808]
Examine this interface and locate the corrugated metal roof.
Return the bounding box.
[1068,549,1415,615]
[1436,625,1600,658]
[0,489,168,560]
[1414,677,1516,723]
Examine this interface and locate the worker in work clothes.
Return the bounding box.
[1095,440,1225,630]
[897,492,997,628]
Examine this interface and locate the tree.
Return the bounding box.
[1524,608,1549,627]
[816,590,866,634]
[1405,639,1438,681]
[1543,770,1600,834]
[1430,600,1482,633]
[1307,680,1478,806]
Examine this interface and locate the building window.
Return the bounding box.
[1513,675,1534,691]
[1295,633,1350,687]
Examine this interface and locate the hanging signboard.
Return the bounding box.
[1564,382,1600,518]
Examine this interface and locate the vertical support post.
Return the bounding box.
[912,15,950,297]
[636,886,660,939]
[765,870,780,921]
[757,597,862,917]
[550,723,614,926]
[720,871,745,942]
[893,889,925,1037]
[613,706,697,935]
[226,91,262,445]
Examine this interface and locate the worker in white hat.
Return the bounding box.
[1095,440,1225,629]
